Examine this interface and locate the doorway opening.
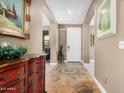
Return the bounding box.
[59,26,82,62]
[42,14,51,63]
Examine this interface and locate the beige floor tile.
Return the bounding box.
[46,62,101,93]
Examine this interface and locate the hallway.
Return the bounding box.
[46,62,101,93]
[0,0,123,92]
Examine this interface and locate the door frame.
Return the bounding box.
[66,27,82,62]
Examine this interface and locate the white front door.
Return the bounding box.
[67,27,81,61]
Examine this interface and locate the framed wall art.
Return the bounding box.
[0,0,30,38]
[90,34,95,47]
[97,0,116,38]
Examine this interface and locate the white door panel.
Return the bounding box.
[67,27,81,61]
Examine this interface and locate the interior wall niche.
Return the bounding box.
[42,30,49,51]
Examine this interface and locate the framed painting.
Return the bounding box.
[90,34,95,47]
[97,0,116,38]
[0,0,29,38]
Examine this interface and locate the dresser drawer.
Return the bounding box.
[28,78,36,93]
[0,65,25,86]
[3,80,25,93]
[28,61,37,76]
[35,60,44,73]
[0,55,45,93]
[34,74,43,93]
[28,85,36,93]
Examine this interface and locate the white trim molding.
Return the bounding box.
[67,60,82,62]
[82,60,107,93]
[93,77,107,93]
[83,59,95,76]
[50,62,57,66]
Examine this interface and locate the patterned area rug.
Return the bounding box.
[59,67,79,75]
[46,62,101,93]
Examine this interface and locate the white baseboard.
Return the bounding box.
[80,60,84,63]
[93,77,107,93]
[67,60,82,62]
[82,60,107,93]
[82,59,95,76]
[50,62,57,66]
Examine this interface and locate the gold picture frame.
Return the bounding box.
[0,0,30,38]
[26,0,31,5]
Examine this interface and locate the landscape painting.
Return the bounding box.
[0,0,25,37]
[97,0,116,38]
[99,0,110,32]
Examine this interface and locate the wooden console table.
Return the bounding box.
[0,54,45,93]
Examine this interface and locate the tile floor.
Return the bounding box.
[46,62,101,93]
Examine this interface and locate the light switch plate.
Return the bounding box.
[119,41,124,49]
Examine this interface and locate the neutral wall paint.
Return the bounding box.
[0,0,43,54]
[95,0,124,93]
[49,23,59,62]
[89,26,95,60]
[81,0,100,63]
[82,24,90,63]
[42,0,59,63]
[59,28,67,60]
[82,24,95,63]
[0,0,59,62]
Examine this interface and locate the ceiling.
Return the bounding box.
[42,14,51,26]
[45,0,92,24]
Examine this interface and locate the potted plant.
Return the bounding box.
[58,45,64,63]
[0,42,28,60]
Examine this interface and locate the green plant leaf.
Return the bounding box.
[0,44,28,60]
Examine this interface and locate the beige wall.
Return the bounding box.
[58,26,67,60]
[82,24,90,63]
[0,0,59,62]
[89,26,95,60]
[49,23,59,62]
[95,0,124,93]
[82,0,124,92]
[81,0,99,62]
[42,1,59,62]
[0,0,43,54]
[81,24,95,62]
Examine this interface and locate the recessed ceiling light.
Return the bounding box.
[67,10,72,14]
